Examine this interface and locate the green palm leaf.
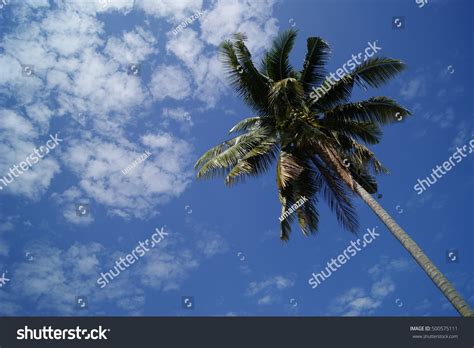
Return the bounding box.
[323,96,411,125]
[299,37,331,93]
[312,57,406,110]
[261,29,298,82]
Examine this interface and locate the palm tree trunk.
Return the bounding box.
[354,181,473,317]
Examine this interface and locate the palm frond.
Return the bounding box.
[276,151,304,190]
[220,39,271,115]
[295,199,319,236]
[299,37,331,93]
[323,97,411,125]
[228,116,275,135]
[261,29,298,81]
[196,128,272,179]
[312,57,406,111]
[335,135,389,176]
[225,135,278,185]
[321,119,382,144]
[268,78,304,113]
[311,156,359,232]
[278,188,296,241]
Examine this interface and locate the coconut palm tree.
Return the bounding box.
[194,29,473,317]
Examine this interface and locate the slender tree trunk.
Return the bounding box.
[354,181,473,317]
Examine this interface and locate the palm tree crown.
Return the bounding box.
[195,29,410,240]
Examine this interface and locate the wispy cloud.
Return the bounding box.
[246,275,295,306]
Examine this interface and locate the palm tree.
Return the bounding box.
[194,30,473,317]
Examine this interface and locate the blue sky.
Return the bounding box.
[0,0,472,316]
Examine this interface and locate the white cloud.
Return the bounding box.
[200,0,278,54]
[138,248,199,291]
[331,286,385,316]
[0,110,61,199]
[7,242,145,315]
[149,65,192,101]
[246,275,295,305]
[162,107,193,128]
[135,0,203,21]
[195,229,228,258]
[60,133,192,219]
[0,0,280,216]
[330,256,411,316]
[51,186,94,225]
[167,29,205,66]
[371,277,395,298]
[247,275,295,296]
[257,294,275,305]
[0,216,15,257]
[400,77,425,101]
[104,26,158,65]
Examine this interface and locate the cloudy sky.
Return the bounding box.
[0,0,472,316]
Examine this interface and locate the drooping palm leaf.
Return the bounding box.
[311,156,359,233]
[196,127,272,179]
[225,135,279,185]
